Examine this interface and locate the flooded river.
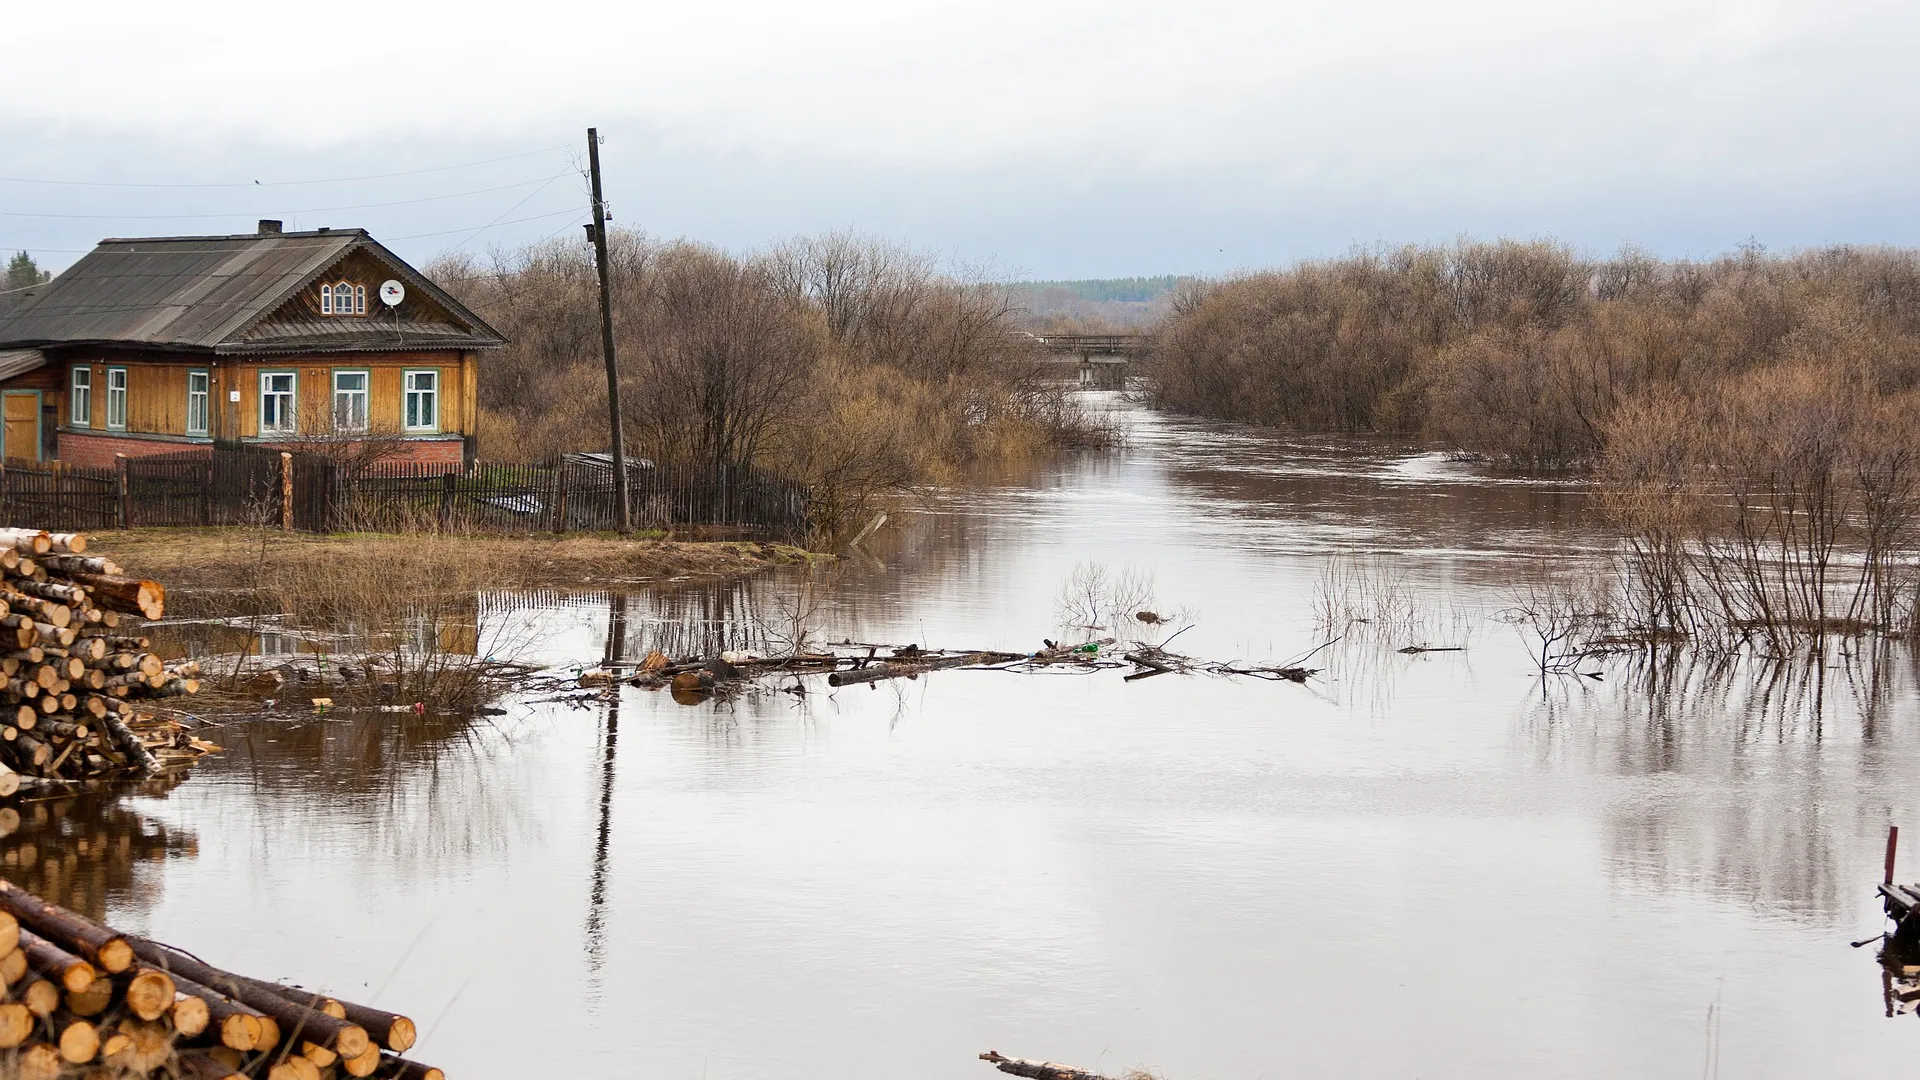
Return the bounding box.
[45,400,1920,1077]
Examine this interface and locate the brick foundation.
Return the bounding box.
[252,437,466,470]
[56,432,466,471]
[56,432,204,468]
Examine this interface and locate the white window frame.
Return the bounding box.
[321,281,364,317]
[332,369,369,433]
[186,369,210,437]
[260,370,297,435]
[68,367,91,429]
[104,367,128,431]
[403,369,440,432]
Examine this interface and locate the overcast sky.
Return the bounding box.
[4,0,1917,277]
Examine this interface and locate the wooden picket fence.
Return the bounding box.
[0,449,810,538]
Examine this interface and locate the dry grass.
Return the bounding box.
[87,527,814,594]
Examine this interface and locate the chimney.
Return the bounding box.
[257,219,283,235]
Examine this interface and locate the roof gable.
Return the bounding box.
[227,240,503,354]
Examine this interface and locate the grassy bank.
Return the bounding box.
[89,528,814,595]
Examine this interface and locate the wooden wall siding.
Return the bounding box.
[126,365,189,435]
[17,351,479,443]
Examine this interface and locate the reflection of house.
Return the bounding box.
[0,221,504,466]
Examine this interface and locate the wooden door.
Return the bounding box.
[2,392,40,463]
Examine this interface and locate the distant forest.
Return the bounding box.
[1008,275,1192,331]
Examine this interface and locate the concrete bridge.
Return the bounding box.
[1033,333,1148,387]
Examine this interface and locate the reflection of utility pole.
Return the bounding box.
[584,127,632,534]
[584,595,629,995]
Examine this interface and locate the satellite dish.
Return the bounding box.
[379,280,406,307]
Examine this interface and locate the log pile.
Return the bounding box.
[0,878,445,1080]
[0,530,213,785]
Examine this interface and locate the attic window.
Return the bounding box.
[320,282,366,316]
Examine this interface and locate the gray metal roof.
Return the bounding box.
[0,349,45,381]
[0,230,504,354]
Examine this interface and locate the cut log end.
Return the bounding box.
[0,1001,30,1048]
[125,966,175,1020]
[171,992,211,1038]
[21,978,57,1017]
[56,1017,98,1064]
[218,1012,259,1052]
[19,1042,60,1080]
[96,936,131,974]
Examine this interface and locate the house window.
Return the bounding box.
[186,370,210,436]
[403,369,438,431]
[332,370,368,432]
[69,368,91,428]
[321,282,365,316]
[260,372,296,434]
[105,367,127,430]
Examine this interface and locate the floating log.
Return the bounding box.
[979,1051,1115,1080]
[826,651,1019,686]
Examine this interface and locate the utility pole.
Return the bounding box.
[585,127,632,534]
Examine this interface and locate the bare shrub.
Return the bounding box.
[1500,571,1613,676]
[1054,561,1182,645]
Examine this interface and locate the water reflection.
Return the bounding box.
[584,598,625,994]
[74,402,1920,1077]
[0,783,197,922]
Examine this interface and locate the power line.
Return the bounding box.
[0,174,572,221]
[0,143,576,189]
[387,208,587,241]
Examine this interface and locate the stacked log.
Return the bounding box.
[0,530,212,784]
[0,878,444,1080]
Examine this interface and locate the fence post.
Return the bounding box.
[552,463,568,533]
[279,452,293,531]
[114,454,129,530]
[1,456,8,524]
[50,462,61,531]
[200,456,213,526]
[439,470,455,531]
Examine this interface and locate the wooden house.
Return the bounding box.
[0,221,504,468]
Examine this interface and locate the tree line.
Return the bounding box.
[430,231,1111,542]
[1151,240,1920,646]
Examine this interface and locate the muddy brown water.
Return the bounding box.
[46,398,1920,1078]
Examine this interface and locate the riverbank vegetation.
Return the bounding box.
[431,231,1115,545]
[1155,242,1920,650]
